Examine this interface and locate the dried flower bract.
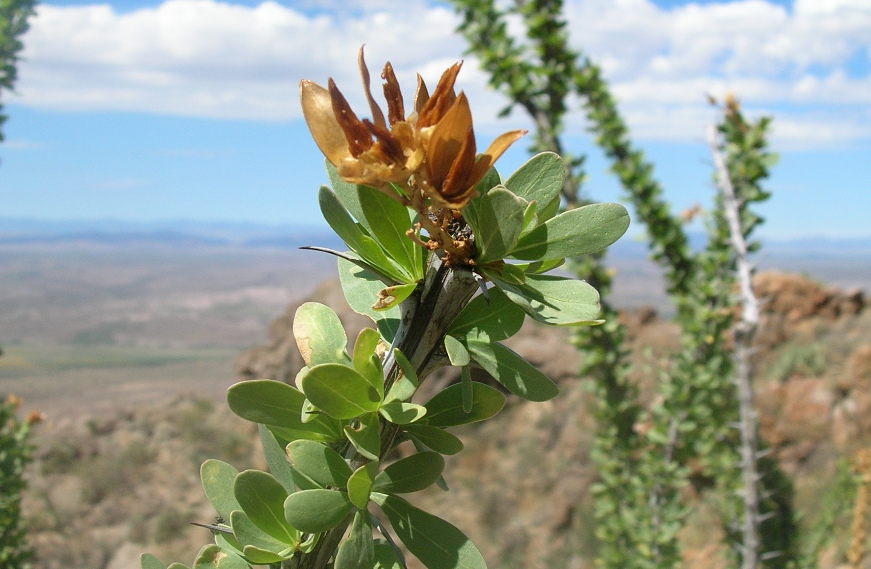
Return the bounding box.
[300,47,525,265]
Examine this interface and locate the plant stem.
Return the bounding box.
[710,123,762,569]
[294,253,479,569]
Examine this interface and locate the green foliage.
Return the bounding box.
[450,1,798,568]
[508,203,630,262]
[143,145,628,569]
[1,0,36,141]
[0,396,35,568]
[372,493,488,569]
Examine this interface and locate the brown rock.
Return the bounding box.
[754,272,865,350]
[849,344,871,385]
[758,377,834,471]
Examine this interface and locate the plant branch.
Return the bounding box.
[295,253,479,569]
[709,122,761,569]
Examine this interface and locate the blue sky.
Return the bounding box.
[2,0,870,239]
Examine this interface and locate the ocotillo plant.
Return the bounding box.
[141,48,630,569]
[450,1,796,567]
[1,0,38,142]
[0,394,41,568]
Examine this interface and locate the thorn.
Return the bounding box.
[190,521,234,535]
[472,270,490,303]
[756,447,771,459]
[760,550,783,561]
[758,511,775,522]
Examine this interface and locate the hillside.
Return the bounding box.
[13,270,870,569]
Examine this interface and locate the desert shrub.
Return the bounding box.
[152,505,190,544]
[38,438,81,475]
[768,343,829,382]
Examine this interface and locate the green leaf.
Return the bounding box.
[347,463,379,509]
[520,199,539,237]
[352,328,385,400]
[258,424,296,494]
[480,264,523,287]
[372,452,445,494]
[424,382,505,427]
[372,493,487,569]
[286,439,353,489]
[234,470,298,544]
[374,542,405,569]
[385,348,418,404]
[379,401,427,425]
[193,545,248,569]
[462,165,502,231]
[301,363,383,420]
[495,273,601,326]
[293,302,350,367]
[373,282,417,311]
[504,152,564,222]
[465,186,526,263]
[201,460,242,523]
[444,335,470,366]
[214,533,245,558]
[509,202,630,261]
[140,553,167,569]
[499,263,527,285]
[514,258,564,274]
[460,366,473,413]
[284,489,354,534]
[464,340,558,402]
[339,258,401,341]
[167,564,191,569]
[448,286,525,343]
[403,424,464,455]
[230,510,296,563]
[359,183,419,282]
[319,186,406,283]
[242,545,290,565]
[344,412,381,461]
[326,160,369,232]
[336,510,376,569]
[226,380,340,442]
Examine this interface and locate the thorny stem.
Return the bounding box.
[293,253,479,569]
[709,123,761,569]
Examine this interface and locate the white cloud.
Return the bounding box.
[0,139,48,150]
[11,0,871,146]
[15,0,466,119]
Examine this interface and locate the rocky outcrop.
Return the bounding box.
[754,271,864,350]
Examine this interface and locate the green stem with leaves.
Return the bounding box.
[451,1,797,567]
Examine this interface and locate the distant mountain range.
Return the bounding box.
[0,217,345,250]
[2,217,870,259]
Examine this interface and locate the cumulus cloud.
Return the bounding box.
[15,0,465,119]
[11,0,871,146]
